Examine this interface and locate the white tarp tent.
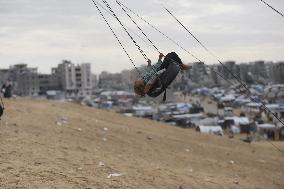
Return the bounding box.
[196,126,223,136]
[132,106,154,117]
[225,116,250,126]
[172,113,203,119]
[220,95,235,102]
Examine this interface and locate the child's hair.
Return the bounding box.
[163,52,182,65]
[134,80,145,96]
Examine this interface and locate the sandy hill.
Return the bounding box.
[0,99,283,189]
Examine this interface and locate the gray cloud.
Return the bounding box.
[0,0,283,74]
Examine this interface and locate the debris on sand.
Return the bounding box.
[61,117,68,124]
[204,177,212,182]
[234,179,239,185]
[107,173,124,179]
[147,136,152,140]
[55,117,69,126]
[179,184,188,189]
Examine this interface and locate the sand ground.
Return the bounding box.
[0,99,283,189]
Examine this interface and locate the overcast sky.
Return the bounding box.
[0,0,283,74]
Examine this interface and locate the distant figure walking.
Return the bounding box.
[1,81,12,98]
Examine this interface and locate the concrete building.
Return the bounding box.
[251,61,267,78]
[239,63,253,84]
[75,63,92,97]
[52,60,92,98]
[269,62,284,84]
[17,71,39,96]
[224,61,236,79]
[209,66,220,86]
[92,74,98,89]
[98,71,125,90]
[0,69,10,86]
[52,60,77,97]
[8,64,39,96]
[38,74,59,95]
[6,64,39,96]
[191,62,207,83]
[9,64,30,82]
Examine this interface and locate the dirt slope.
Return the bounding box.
[0,99,283,189]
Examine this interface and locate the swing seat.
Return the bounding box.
[147,62,180,97]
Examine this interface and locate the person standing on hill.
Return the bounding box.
[1,81,12,98]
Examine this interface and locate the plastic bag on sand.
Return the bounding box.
[107,173,124,179]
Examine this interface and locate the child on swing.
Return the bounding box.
[134,52,191,97]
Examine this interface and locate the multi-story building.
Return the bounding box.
[1,61,93,97]
[9,64,30,81]
[190,62,207,83]
[75,63,92,97]
[209,65,220,85]
[224,61,236,79]
[8,65,38,96]
[17,71,39,96]
[6,64,39,96]
[52,60,92,98]
[0,69,10,86]
[98,71,125,90]
[38,74,59,95]
[269,62,284,84]
[92,74,98,89]
[238,63,253,84]
[251,61,267,78]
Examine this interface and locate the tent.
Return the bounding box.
[196,126,223,136]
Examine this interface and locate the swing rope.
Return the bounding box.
[90,0,142,77]
[163,5,284,127]
[99,0,170,89]
[116,0,203,63]
[115,0,160,53]
[93,0,170,101]
[94,0,238,98]
[116,0,236,86]
[90,0,153,57]
[115,0,187,83]
[260,0,284,18]
[101,0,149,62]
[92,0,284,152]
